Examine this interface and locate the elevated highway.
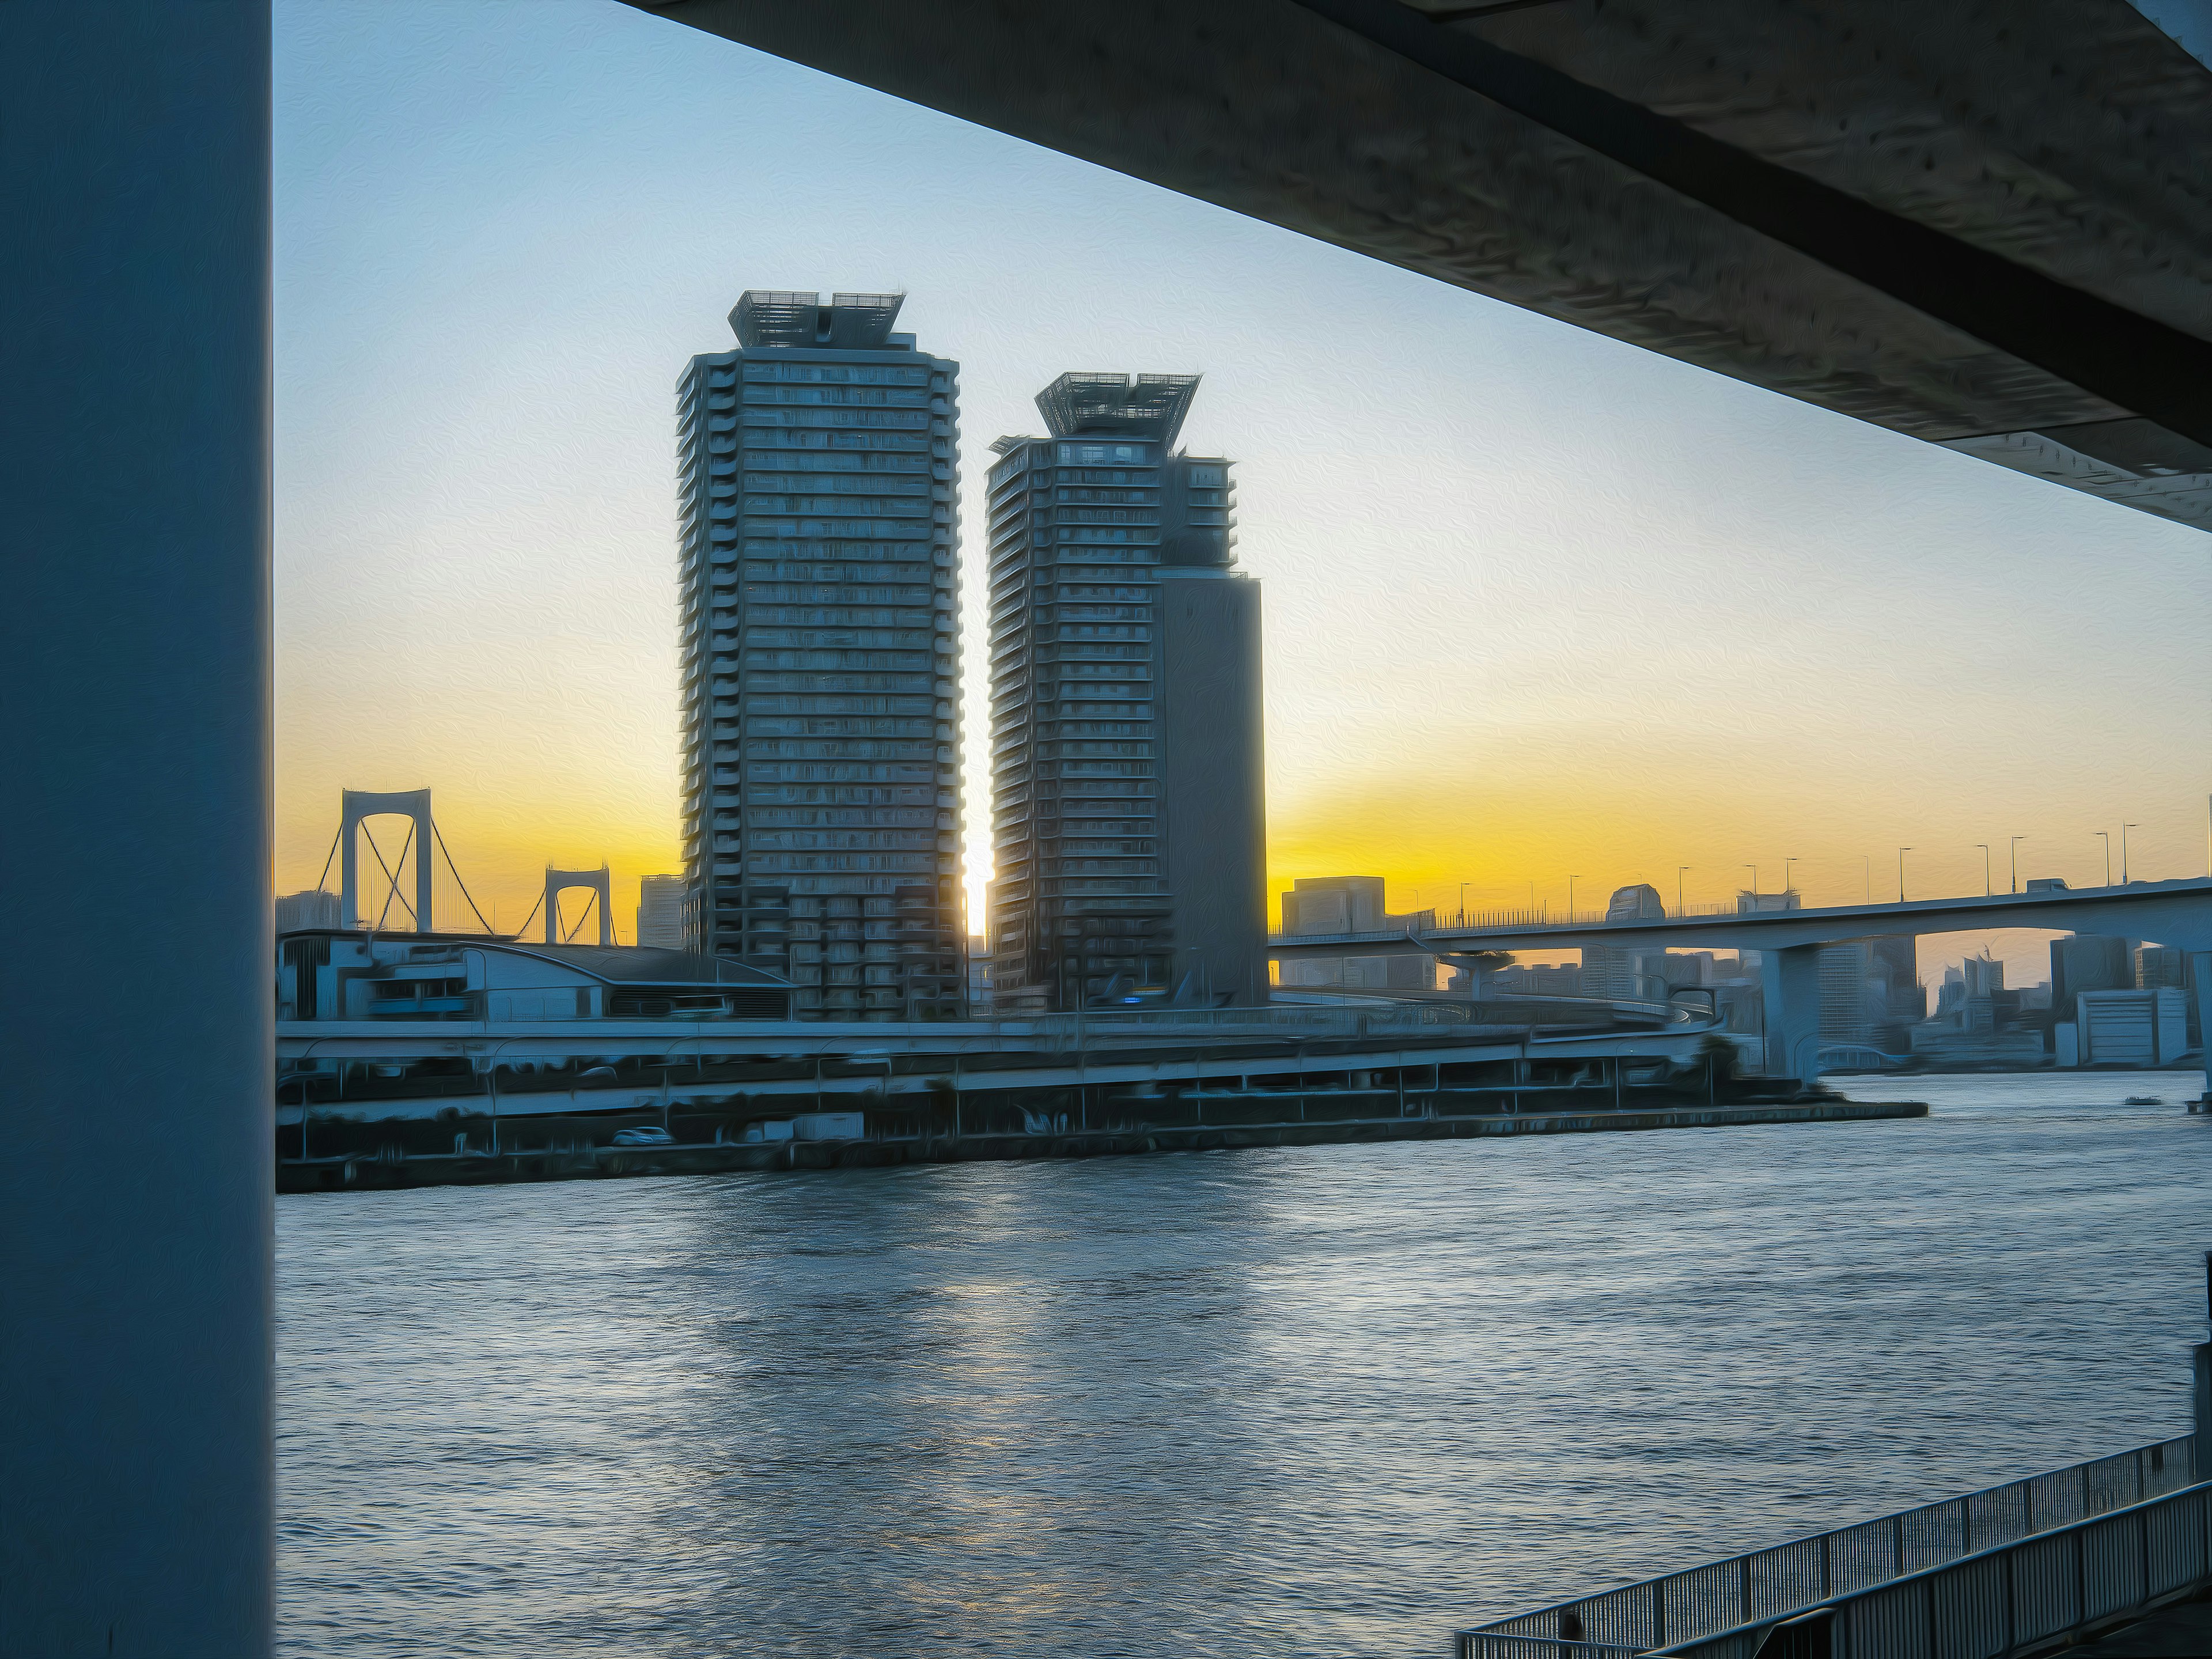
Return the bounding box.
[632,0,2212,530]
[1272,877,2212,1087]
[276,999,1721,1111]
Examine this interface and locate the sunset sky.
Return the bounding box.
[274,1,2210,982]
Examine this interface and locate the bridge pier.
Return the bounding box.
[2,3,274,1651]
[1761,945,1824,1090]
[2194,952,2212,1103]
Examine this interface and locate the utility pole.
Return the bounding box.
[1976,843,1990,897]
[2009,834,2027,895]
[1898,847,1912,903]
[2096,830,2111,887]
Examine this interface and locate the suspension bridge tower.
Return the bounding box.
[338,788,434,930]
[544,865,613,946]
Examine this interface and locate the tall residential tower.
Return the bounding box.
[986,372,1266,1010]
[676,290,963,1018]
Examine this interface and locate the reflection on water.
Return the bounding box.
[278,1074,2212,1657]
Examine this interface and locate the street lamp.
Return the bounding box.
[1975,843,1990,897]
[1676,865,1690,916]
[1459,881,1469,928]
[1897,847,1912,903]
[1783,856,1797,895]
[2095,830,2111,887]
[2009,835,2027,895]
[1862,854,1871,904]
[1567,875,1581,923]
[1744,862,1758,899]
[2123,823,2138,884]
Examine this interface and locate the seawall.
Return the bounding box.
[278,1096,1925,1195]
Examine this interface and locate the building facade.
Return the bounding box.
[274,889,342,934]
[676,290,963,1018]
[986,372,1265,1010]
[635,874,687,950]
[1816,935,1923,1048]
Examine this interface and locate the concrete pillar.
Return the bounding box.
[2195,1250,2212,1482]
[0,4,274,1655]
[2191,952,2212,1103]
[1760,945,1824,1090]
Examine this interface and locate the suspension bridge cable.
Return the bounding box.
[312,823,342,895]
[430,820,495,934]
[370,823,418,931]
[563,888,599,944]
[361,821,407,912]
[513,889,544,942]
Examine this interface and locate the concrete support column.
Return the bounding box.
[2191,952,2212,1104]
[1760,945,1824,1090]
[0,5,274,1655]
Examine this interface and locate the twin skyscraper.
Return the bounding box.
[675,289,1264,1019]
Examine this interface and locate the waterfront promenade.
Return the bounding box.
[274,1075,2211,1657]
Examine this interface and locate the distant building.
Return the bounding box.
[1914,952,2038,1065]
[1817,935,1923,1048]
[675,289,964,1020]
[275,929,791,1022]
[987,372,1264,1009]
[1281,876,1387,935]
[1277,877,1438,991]
[1869,936,1925,1023]
[1819,944,1875,1044]
[1488,961,1584,998]
[2050,934,2134,1009]
[1737,889,1803,914]
[2059,988,2191,1067]
[1579,946,1668,1001]
[1575,885,1671,1001]
[2137,944,2188,990]
[275,889,342,933]
[635,874,686,951]
[1605,884,1666,922]
[2137,944,2203,1046]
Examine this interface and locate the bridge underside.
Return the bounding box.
[631,0,2212,531]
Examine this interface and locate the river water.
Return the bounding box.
[276,1074,2212,1657]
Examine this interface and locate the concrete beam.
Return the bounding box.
[0,3,274,1654]
[628,0,2212,531]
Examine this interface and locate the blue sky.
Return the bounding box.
[273,0,2210,978]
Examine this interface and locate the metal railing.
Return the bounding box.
[1459,1434,2196,1659]
[1660,1476,2212,1659]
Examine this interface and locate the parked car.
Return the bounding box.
[610,1126,675,1147]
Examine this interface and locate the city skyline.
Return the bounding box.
[271,0,2211,987]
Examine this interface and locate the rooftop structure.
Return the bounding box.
[729,289,908,351]
[1033,372,1202,445]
